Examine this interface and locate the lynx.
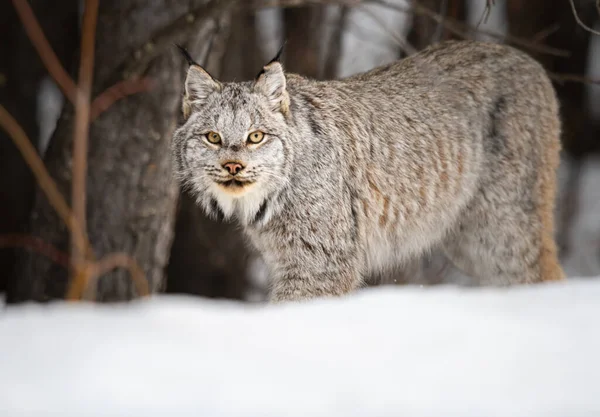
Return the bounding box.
[172,40,565,303]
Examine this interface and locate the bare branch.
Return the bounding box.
[70,0,99,272]
[122,0,360,79]
[532,23,561,43]
[10,0,78,103]
[431,0,448,44]
[90,77,155,121]
[569,0,600,35]
[122,0,236,78]
[8,0,155,303]
[357,5,417,55]
[252,0,359,7]
[0,235,70,269]
[365,0,571,57]
[0,105,90,257]
[548,72,600,85]
[475,0,495,30]
[67,253,149,301]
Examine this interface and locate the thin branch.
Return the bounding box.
[8,0,153,303]
[365,0,571,57]
[0,105,90,257]
[532,23,561,43]
[70,0,99,272]
[0,235,70,269]
[549,72,600,85]
[324,6,349,79]
[10,0,77,104]
[357,5,417,55]
[251,0,359,7]
[199,22,221,66]
[569,0,600,35]
[90,253,149,299]
[90,77,155,121]
[431,0,448,44]
[11,0,153,122]
[122,0,359,79]
[122,0,235,79]
[66,253,149,301]
[475,0,495,30]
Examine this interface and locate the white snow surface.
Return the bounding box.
[1,280,600,417]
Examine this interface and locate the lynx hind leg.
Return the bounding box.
[442,198,563,286]
[443,109,565,285]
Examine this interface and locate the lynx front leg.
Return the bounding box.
[266,239,362,303]
[270,265,362,303]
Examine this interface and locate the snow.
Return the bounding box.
[1,279,600,417]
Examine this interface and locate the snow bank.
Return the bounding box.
[1,279,599,417]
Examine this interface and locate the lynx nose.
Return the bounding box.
[222,161,244,175]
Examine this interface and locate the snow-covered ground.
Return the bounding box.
[1,279,599,417]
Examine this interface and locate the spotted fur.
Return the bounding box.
[172,40,565,303]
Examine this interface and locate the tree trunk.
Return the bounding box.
[9,0,221,302]
[323,6,349,79]
[283,5,326,78]
[220,8,264,80]
[0,0,79,295]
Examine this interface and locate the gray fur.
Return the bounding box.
[172,40,565,303]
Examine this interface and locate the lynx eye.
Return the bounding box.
[247,131,265,144]
[205,131,221,145]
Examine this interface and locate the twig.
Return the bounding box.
[549,72,600,85]
[199,22,221,67]
[122,0,359,79]
[9,0,151,302]
[90,77,155,121]
[90,253,149,299]
[251,0,359,7]
[357,5,417,55]
[569,0,600,35]
[475,0,495,30]
[10,0,77,104]
[431,0,448,44]
[532,23,561,43]
[66,252,149,301]
[122,0,235,78]
[0,105,89,256]
[365,0,571,57]
[0,235,70,269]
[324,6,349,79]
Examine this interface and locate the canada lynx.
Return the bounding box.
[172,40,565,302]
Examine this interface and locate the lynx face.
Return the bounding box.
[172,55,291,224]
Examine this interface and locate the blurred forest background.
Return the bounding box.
[0,0,599,304]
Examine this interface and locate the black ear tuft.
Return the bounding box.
[256,41,287,80]
[268,41,287,65]
[175,43,198,67]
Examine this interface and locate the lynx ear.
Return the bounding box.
[254,45,289,116]
[176,44,221,119]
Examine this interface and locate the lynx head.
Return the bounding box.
[172,45,292,225]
